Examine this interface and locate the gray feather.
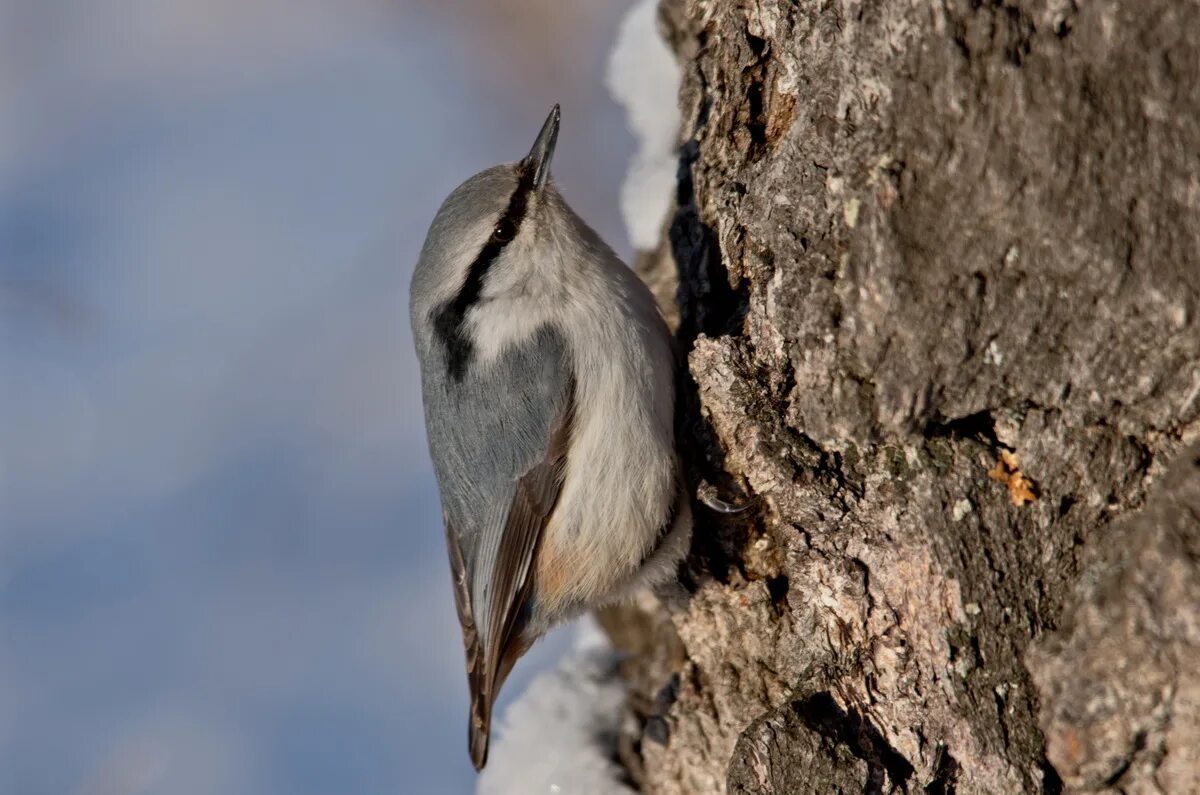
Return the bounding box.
[415,323,571,642]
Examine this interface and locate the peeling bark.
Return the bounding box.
[608,1,1200,792]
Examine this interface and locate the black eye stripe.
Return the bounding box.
[432,166,537,381]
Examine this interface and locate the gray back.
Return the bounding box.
[413,314,571,633]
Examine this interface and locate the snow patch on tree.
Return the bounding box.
[477,618,634,795]
[606,0,681,252]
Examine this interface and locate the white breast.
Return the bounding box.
[465,228,678,611]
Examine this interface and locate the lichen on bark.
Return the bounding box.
[608,1,1200,792]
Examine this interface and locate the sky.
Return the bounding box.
[0,1,640,792]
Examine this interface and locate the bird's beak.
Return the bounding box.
[523,103,560,190]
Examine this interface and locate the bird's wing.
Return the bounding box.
[417,323,573,768]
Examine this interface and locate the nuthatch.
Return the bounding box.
[410,105,691,770]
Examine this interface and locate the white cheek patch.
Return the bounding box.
[464,241,567,366]
[467,299,555,365]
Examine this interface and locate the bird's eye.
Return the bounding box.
[493,219,516,242]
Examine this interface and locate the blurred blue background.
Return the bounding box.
[0,1,639,792]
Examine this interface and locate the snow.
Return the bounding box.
[606,0,683,251]
[476,618,635,795]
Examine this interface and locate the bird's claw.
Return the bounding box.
[696,479,755,514]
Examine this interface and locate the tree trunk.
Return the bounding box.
[605,1,1200,792]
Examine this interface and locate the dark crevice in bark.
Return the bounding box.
[1039,757,1064,794]
[792,693,915,793]
[921,410,999,449]
[671,139,748,346]
[922,743,961,794]
[765,574,789,612]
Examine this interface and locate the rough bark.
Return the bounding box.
[605,1,1200,792]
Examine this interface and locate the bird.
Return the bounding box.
[409,104,691,770]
